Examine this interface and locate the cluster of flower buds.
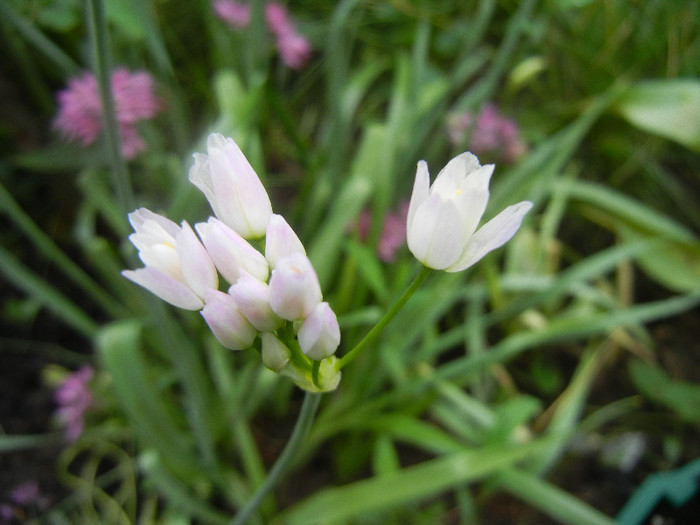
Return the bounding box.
[122,133,341,392]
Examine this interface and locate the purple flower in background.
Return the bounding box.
[9,482,40,507]
[265,2,312,69]
[54,366,94,442]
[446,103,526,163]
[213,0,251,28]
[54,68,162,159]
[213,1,312,70]
[357,201,410,263]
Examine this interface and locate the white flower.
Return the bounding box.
[406,152,532,272]
[195,217,269,285]
[122,208,218,310]
[268,252,322,321]
[264,213,306,268]
[228,271,281,332]
[297,302,340,360]
[189,133,273,239]
[200,290,257,350]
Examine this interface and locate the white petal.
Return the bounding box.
[407,194,466,270]
[200,289,256,350]
[265,214,306,268]
[176,221,218,297]
[406,161,430,233]
[455,164,493,238]
[122,268,203,310]
[447,201,533,272]
[430,152,482,197]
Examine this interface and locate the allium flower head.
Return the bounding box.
[407,152,532,272]
[54,68,161,159]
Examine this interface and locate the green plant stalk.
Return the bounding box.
[229,392,322,525]
[85,0,135,215]
[0,1,80,75]
[337,265,431,370]
[0,181,127,319]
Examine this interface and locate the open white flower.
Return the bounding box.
[121,208,218,310]
[406,152,532,272]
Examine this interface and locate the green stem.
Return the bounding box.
[85,0,135,215]
[337,265,431,370]
[229,392,322,525]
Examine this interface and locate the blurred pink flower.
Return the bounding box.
[276,31,312,70]
[357,201,410,263]
[213,1,312,70]
[53,365,94,442]
[213,0,251,28]
[265,2,312,70]
[54,68,161,159]
[446,103,526,163]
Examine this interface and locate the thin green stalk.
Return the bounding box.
[0,181,127,319]
[0,1,80,75]
[229,392,322,525]
[337,265,431,369]
[85,0,135,215]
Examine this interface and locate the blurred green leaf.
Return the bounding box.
[619,225,700,293]
[614,79,700,151]
[628,359,700,423]
[278,436,560,525]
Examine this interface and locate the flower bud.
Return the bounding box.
[189,133,272,238]
[201,290,256,350]
[264,213,305,268]
[297,302,340,360]
[261,332,290,372]
[228,271,282,332]
[268,253,322,321]
[196,217,269,285]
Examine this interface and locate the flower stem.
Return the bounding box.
[85,0,135,215]
[337,265,431,370]
[229,391,322,525]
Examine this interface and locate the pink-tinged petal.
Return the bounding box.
[122,268,203,310]
[176,221,218,297]
[268,253,322,320]
[128,208,180,240]
[228,271,281,332]
[447,201,533,272]
[265,214,306,268]
[407,194,466,270]
[406,161,431,232]
[207,134,273,238]
[297,302,340,360]
[196,218,269,284]
[201,290,256,350]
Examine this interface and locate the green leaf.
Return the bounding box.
[628,359,700,423]
[97,321,199,478]
[278,437,559,525]
[614,79,700,151]
[498,468,617,525]
[618,225,700,293]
